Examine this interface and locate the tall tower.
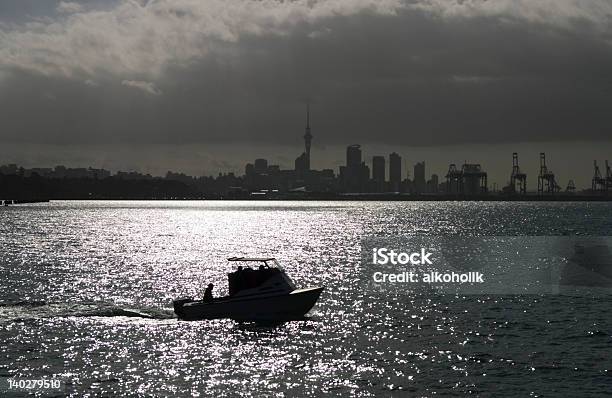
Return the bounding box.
[304,104,312,171]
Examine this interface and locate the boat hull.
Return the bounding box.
[174,286,324,321]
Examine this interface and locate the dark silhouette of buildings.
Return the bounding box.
[427,174,439,193]
[0,151,600,200]
[346,144,361,168]
[414,161,426,193]
[294,153,307,175]
[372,156,385,192]
[389,152,401,192]
[339,145,369,192]
[0,164,112,180]
[240,105,336,195]
[0,106,601,199]
[254,159,268,174]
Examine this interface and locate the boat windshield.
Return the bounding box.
[227,257,284,270]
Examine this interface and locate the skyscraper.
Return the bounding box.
[254,158,268,174]
[343,144,368,192]
[372,156,386,192]
[372,156,385,182]
[428,173,439,193]
[389,152,401,191]
[347,145,362,168]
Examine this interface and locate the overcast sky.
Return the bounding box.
[1,0,611,187]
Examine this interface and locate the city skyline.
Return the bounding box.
[3,136,611,193]
[2,136,611,190]
[1,103,610,197]
[0,103,608,191]
[0,100,609,191]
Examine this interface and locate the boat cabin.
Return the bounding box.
[226,257,296,296]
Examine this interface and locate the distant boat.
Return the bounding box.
[173,257,324,321]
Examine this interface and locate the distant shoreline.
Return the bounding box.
[2,195,612,203]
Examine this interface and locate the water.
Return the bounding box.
[1,201,611,396]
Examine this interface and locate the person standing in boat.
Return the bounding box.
[203,283,214,302]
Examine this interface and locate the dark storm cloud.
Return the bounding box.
[0,0,611,148]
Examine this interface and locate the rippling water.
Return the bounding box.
[1,201,611,396]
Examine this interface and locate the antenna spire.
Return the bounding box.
[303,103,312,171]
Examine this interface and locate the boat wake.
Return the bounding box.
[0,300,176,322]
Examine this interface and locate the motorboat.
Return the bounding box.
[173,257,324,321]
